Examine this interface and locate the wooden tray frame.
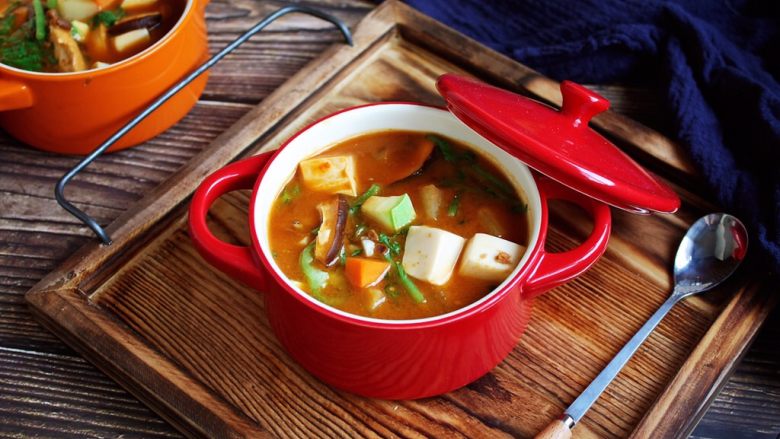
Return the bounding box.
[26,2,777,437]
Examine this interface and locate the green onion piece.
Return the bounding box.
[447,191,462,217]
[427,134,457,162]
[378,233,401,257]
[382,252,424,303]
[338,247,346,266]
[280,184,300,204]
[350,183,380,214]
[350,249,362,256]
[299,242,328,299]
[471,164,513,195]
[32,0,45,41]
[383,253,425,303]
[46,0,57,10]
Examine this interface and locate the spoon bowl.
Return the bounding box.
[673,213,748,297]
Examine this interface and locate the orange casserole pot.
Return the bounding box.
[0,0,210,154]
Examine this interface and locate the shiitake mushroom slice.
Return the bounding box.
[314,195,348,266]
[108,12,162,35]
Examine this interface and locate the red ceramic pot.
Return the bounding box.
[189,102,612,399]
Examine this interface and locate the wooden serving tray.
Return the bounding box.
[26,2,777,438]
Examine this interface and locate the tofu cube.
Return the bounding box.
[402,226,465,285]
[299,156,357,196]
[459,233,526,282]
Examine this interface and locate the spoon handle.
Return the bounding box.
[550,294,678,431]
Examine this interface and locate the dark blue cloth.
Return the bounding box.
[406,0,780,271]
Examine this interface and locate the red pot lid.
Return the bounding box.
[436,74,680,214]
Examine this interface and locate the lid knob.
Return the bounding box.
[560,81,610,128]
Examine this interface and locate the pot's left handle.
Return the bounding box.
[0,79,33,111]
[188,152,274,290]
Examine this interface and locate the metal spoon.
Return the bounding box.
[535,213,748,439]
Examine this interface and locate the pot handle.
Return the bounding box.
[188,152,274,290]
[524,177,611,299]
[0,79,33,111]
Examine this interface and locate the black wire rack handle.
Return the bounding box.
[55,5,353,246]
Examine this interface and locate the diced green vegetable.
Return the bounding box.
[350,183,380,214]
[70,20,89,41]
[32,0,45,41]
[447,191,462,217]
[361,194,416,233]
[299,242,328,299]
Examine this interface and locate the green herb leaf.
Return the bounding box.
[378,233,401,257]
[0,6,17,35]
[280,184,300,204]
[1,40,47,71]
[94,8,125,27]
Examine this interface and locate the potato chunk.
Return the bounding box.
[298,156,357,196]
[458,233,525,282]
[112,28,150,53]
[57,0,99,21]
[120,0,157,9]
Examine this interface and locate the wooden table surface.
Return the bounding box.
[1,1,778,438]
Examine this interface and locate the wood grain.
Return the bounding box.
[1,0,777,438]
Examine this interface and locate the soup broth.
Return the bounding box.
[269,131,530,320]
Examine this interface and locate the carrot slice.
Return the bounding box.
[345,257,391,288]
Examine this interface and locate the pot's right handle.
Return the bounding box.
[524,177,611,299]
[188,152,274,290]
[0,79,33,111]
